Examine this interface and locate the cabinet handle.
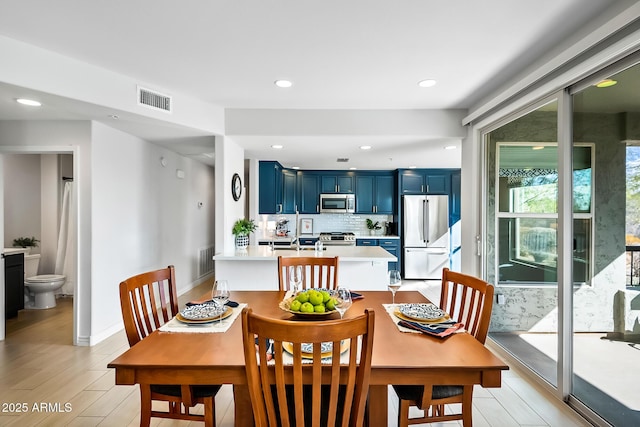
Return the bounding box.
[336,185,339,192]
[316,204,319,212]
[421,184,424,192]
[426,184,430,192]
[278,204,282,213]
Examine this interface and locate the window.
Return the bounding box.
[495,142,593,284]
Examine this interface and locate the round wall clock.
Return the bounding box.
[231,173,242,201]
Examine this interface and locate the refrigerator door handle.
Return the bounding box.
[423,199,429,243]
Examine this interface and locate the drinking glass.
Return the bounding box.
[334,287,352,319]
[388,270,402,307]
[212,280,230,324]
[289,265,303,293]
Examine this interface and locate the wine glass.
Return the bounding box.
[212,280,230,324]
[289,265,303,294]
[333,287,352,319]
[388,270,402,307]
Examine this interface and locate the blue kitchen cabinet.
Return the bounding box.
[355,174,394,214]
[282,169,297,213]
[298,237,318,246]
[425,173,449,194]
[379,238,400,271]
[298,172,321,213]
[259,161,297,214]
[399,169,451,195]
[451,170,461,224]
[259,161,283,214]
[400,171,424,194]
[320,174,354,193]
[356,238,378,246]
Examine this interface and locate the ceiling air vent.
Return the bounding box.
[336,158,349,163]
[137,86,172,113]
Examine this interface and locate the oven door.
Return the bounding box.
[320,194,355,213]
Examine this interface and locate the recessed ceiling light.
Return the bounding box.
[274,80,293,88]
[444,145,456,150]
[595,79,617,88]
[108,114,119,120]
[271,144,283,149]
[418,79,437,88]
[360,145,372,150]
[16,98,41,107]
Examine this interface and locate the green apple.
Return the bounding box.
[314,304,326,313]
[320,290,331,303]
[308,290,323,306]
[300,302,314,313]
[290,300,302,311]
[296,291,309,303]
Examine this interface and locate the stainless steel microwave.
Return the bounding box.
[319,193,355,213]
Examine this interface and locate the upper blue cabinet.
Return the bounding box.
[355,173,395,214]
[259,161,282,214]
[298,172,321,213]
[320,173,355,193]
[259,161,297,214]
[399,169,451,194]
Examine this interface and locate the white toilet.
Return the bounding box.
[24,254,66,309]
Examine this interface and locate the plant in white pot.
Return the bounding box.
[366,219,382,236]
[232,218,257,249]
[12,236,40,254]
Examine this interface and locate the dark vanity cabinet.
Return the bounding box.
[4,253,24,318]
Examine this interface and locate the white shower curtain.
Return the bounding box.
[55,181,76,296]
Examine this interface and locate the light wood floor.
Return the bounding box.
[0,283,591,426]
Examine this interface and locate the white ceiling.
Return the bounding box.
[0,0,624,169]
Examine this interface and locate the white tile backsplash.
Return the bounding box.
[256,213,393,237]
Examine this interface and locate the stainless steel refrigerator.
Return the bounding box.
[403,195,450,279]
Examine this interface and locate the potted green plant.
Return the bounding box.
[366,219,382,235]
[232,218,257,248]
[12,236,40,253]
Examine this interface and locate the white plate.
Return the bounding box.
[398,303,446,321]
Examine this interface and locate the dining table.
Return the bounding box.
[108,290,508,426]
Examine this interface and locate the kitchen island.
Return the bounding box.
[213,245,396,290]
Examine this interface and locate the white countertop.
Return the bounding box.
[214,245,397,261]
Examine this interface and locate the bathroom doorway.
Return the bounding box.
[0,149,78,345]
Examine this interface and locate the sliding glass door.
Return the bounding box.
[570,61,640,426]
[485,100,561,387]
[485,57,640,426]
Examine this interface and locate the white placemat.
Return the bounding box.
[159,303,247,333]
[383,304,421,333]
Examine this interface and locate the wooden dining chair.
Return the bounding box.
[392,267,495,427]
[241,306,375,427]
[277,256,339,291]
[119,265,220,427]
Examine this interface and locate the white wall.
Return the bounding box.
[91,122,215,343]
[3,154,41,251]
[215,136,246,253]
[3,154,70,276]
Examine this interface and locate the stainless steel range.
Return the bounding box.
[318,232,356,246]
